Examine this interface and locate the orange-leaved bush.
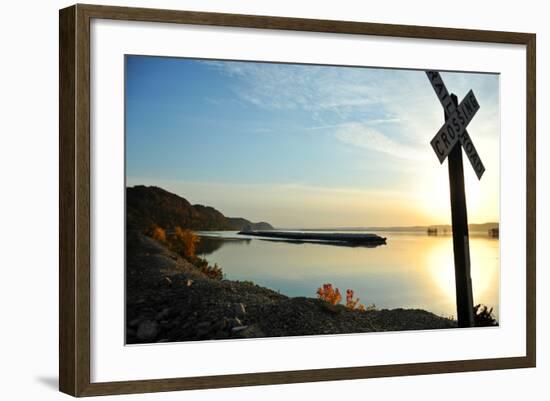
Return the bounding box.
[151,225,167,243]
[316,283,342,305]
[144,224,224,280]
[317,284,368,311]
[345,289,366,311]
[171,226,200,259]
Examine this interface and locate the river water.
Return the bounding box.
[196,231,500,319]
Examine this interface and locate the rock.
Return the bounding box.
[232,324,265,338]
[136,320,159,342]
[233,303,246,317]
[196,321,210,329]
[156,307,172,320]
[213,331,229,340]
[319,301,343,314]
[211,318,229,332]
[164,318,180,330]
[128,318,142,328]
[231,325,249,333]
[196,321,211,337]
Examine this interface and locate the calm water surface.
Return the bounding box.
[197,231,500,319]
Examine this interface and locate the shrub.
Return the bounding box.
[474,304,498,326]
[152,226,167,243]
[200,263,223,280]
[170,226,200,259]
[345,289,366,311]
[317,284,369,311]
[193,257,224,280]
[145,225,224,280]
[144,224,167,243]
[317,284,342,305]
[365,303,377,312]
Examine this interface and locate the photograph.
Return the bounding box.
[124,55,500,344]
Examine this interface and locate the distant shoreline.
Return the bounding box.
[274,222,499,233]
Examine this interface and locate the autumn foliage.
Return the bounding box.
[317,284,368,311]
[316,284,342,305]
[171,226,200,259]
[147,225,167,243]
[147,225,199,259]
[346,289,366,311]
[151,226,166,243]
[144,224,223,280]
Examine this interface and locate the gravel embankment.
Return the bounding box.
[126,232,456,344]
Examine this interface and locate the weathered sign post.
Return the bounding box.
[426,70,485,327]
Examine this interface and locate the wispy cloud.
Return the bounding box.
[205,61,379,118]
[366,117,401,125]
[305,118,400,132]
[205,60,499,164]
[204,60,447,139]
[335,123,423,161]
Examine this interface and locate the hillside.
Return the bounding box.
[126,185,274,231]
[227,217,273,231]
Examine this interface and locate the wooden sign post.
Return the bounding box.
[426,71,485,328]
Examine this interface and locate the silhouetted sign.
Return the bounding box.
[425,70,489,328]
[426,71,485,179]
[430,90,478,159]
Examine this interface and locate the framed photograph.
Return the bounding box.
[59,4,536,397]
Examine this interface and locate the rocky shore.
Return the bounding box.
[126,232,456,344]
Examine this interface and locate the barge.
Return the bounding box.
[237,230,387,245]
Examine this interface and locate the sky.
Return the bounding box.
[125,55,500,229]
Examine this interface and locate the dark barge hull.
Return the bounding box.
[237,230,387,245]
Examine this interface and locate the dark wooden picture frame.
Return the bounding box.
[59,3,536,397]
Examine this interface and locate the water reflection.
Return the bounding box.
[424,237,500,318]
[196,236,250,255]
[197,232,499,319]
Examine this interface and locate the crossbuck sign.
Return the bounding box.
[426,70,487,327]
[426,71,485,179]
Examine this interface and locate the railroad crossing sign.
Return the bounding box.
[426,70,486,328]
[426,71,485,179]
